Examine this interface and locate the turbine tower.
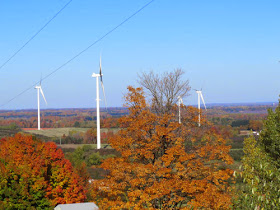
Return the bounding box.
[92,56,107,149]
[195,89,206,127]
[177,96,183,124]
[35,80,47,130]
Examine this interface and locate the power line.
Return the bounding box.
[0,0,73,72]
[0,0,155,108]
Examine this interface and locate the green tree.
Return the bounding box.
[68,145,103,167]
[233,135,280,209]
[260,103,280,166]
[74,121,80,127]
[234,102,280,209]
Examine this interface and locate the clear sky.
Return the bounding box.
[1,0,280,110]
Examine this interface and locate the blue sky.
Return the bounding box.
[1,0,280,110]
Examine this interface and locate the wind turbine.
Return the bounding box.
[177,96,183,124]
[92,56,107,149]
[195,89,206,127]
[34,79,47,130]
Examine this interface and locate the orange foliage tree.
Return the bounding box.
[90,86,233,209]
[83,127,97,144]
[0,133,86,209]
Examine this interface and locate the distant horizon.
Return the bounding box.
[0,101,278,112]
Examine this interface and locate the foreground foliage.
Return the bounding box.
[91,86,233,209]
[260,103,280,167]
[234,135,280,209]
[0,133,86,209]
[234,102,280,208]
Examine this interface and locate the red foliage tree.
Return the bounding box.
[0,133,86,208]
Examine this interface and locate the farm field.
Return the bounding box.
[57,143,111,150]
[23,127,120,138]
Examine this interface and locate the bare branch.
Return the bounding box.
[137,69,191,114]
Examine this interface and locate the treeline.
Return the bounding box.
[0,114,121,129]
[0,104,271,130]
[207,104,275,114]
[0,108,128,128]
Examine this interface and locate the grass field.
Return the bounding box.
[23,127,120,138]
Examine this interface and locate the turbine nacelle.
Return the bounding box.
[177,96,183,104]
[35,85,47,105]
[194,89,206,110]
[92,73,102,78]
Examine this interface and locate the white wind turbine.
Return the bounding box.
[34,80,47,130]
[195,89,206,127]
[177,96,183,124]
[92,56,107,149]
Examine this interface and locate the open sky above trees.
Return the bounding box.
[1,0,280,109]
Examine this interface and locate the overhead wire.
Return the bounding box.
[0,0,73,72]
[0,0,155,108]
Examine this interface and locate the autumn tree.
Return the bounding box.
[138,69,191,114]
[0,133,87,209]
[248,120,263,131]
[90,86,233,209]
[84,127,97,144]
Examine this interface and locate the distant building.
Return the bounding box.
[239,130,251,136]
[239,130,259,136]
[54,202,99,210]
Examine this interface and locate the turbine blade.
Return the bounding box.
[200,93,206,110]
[99,55,103,82]
[101,81,108,110]
[40,88,47,105]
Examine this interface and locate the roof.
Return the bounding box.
[54,202,99,210]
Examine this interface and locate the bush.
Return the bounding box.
[86,153,102,166]
[0,123,21,130]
